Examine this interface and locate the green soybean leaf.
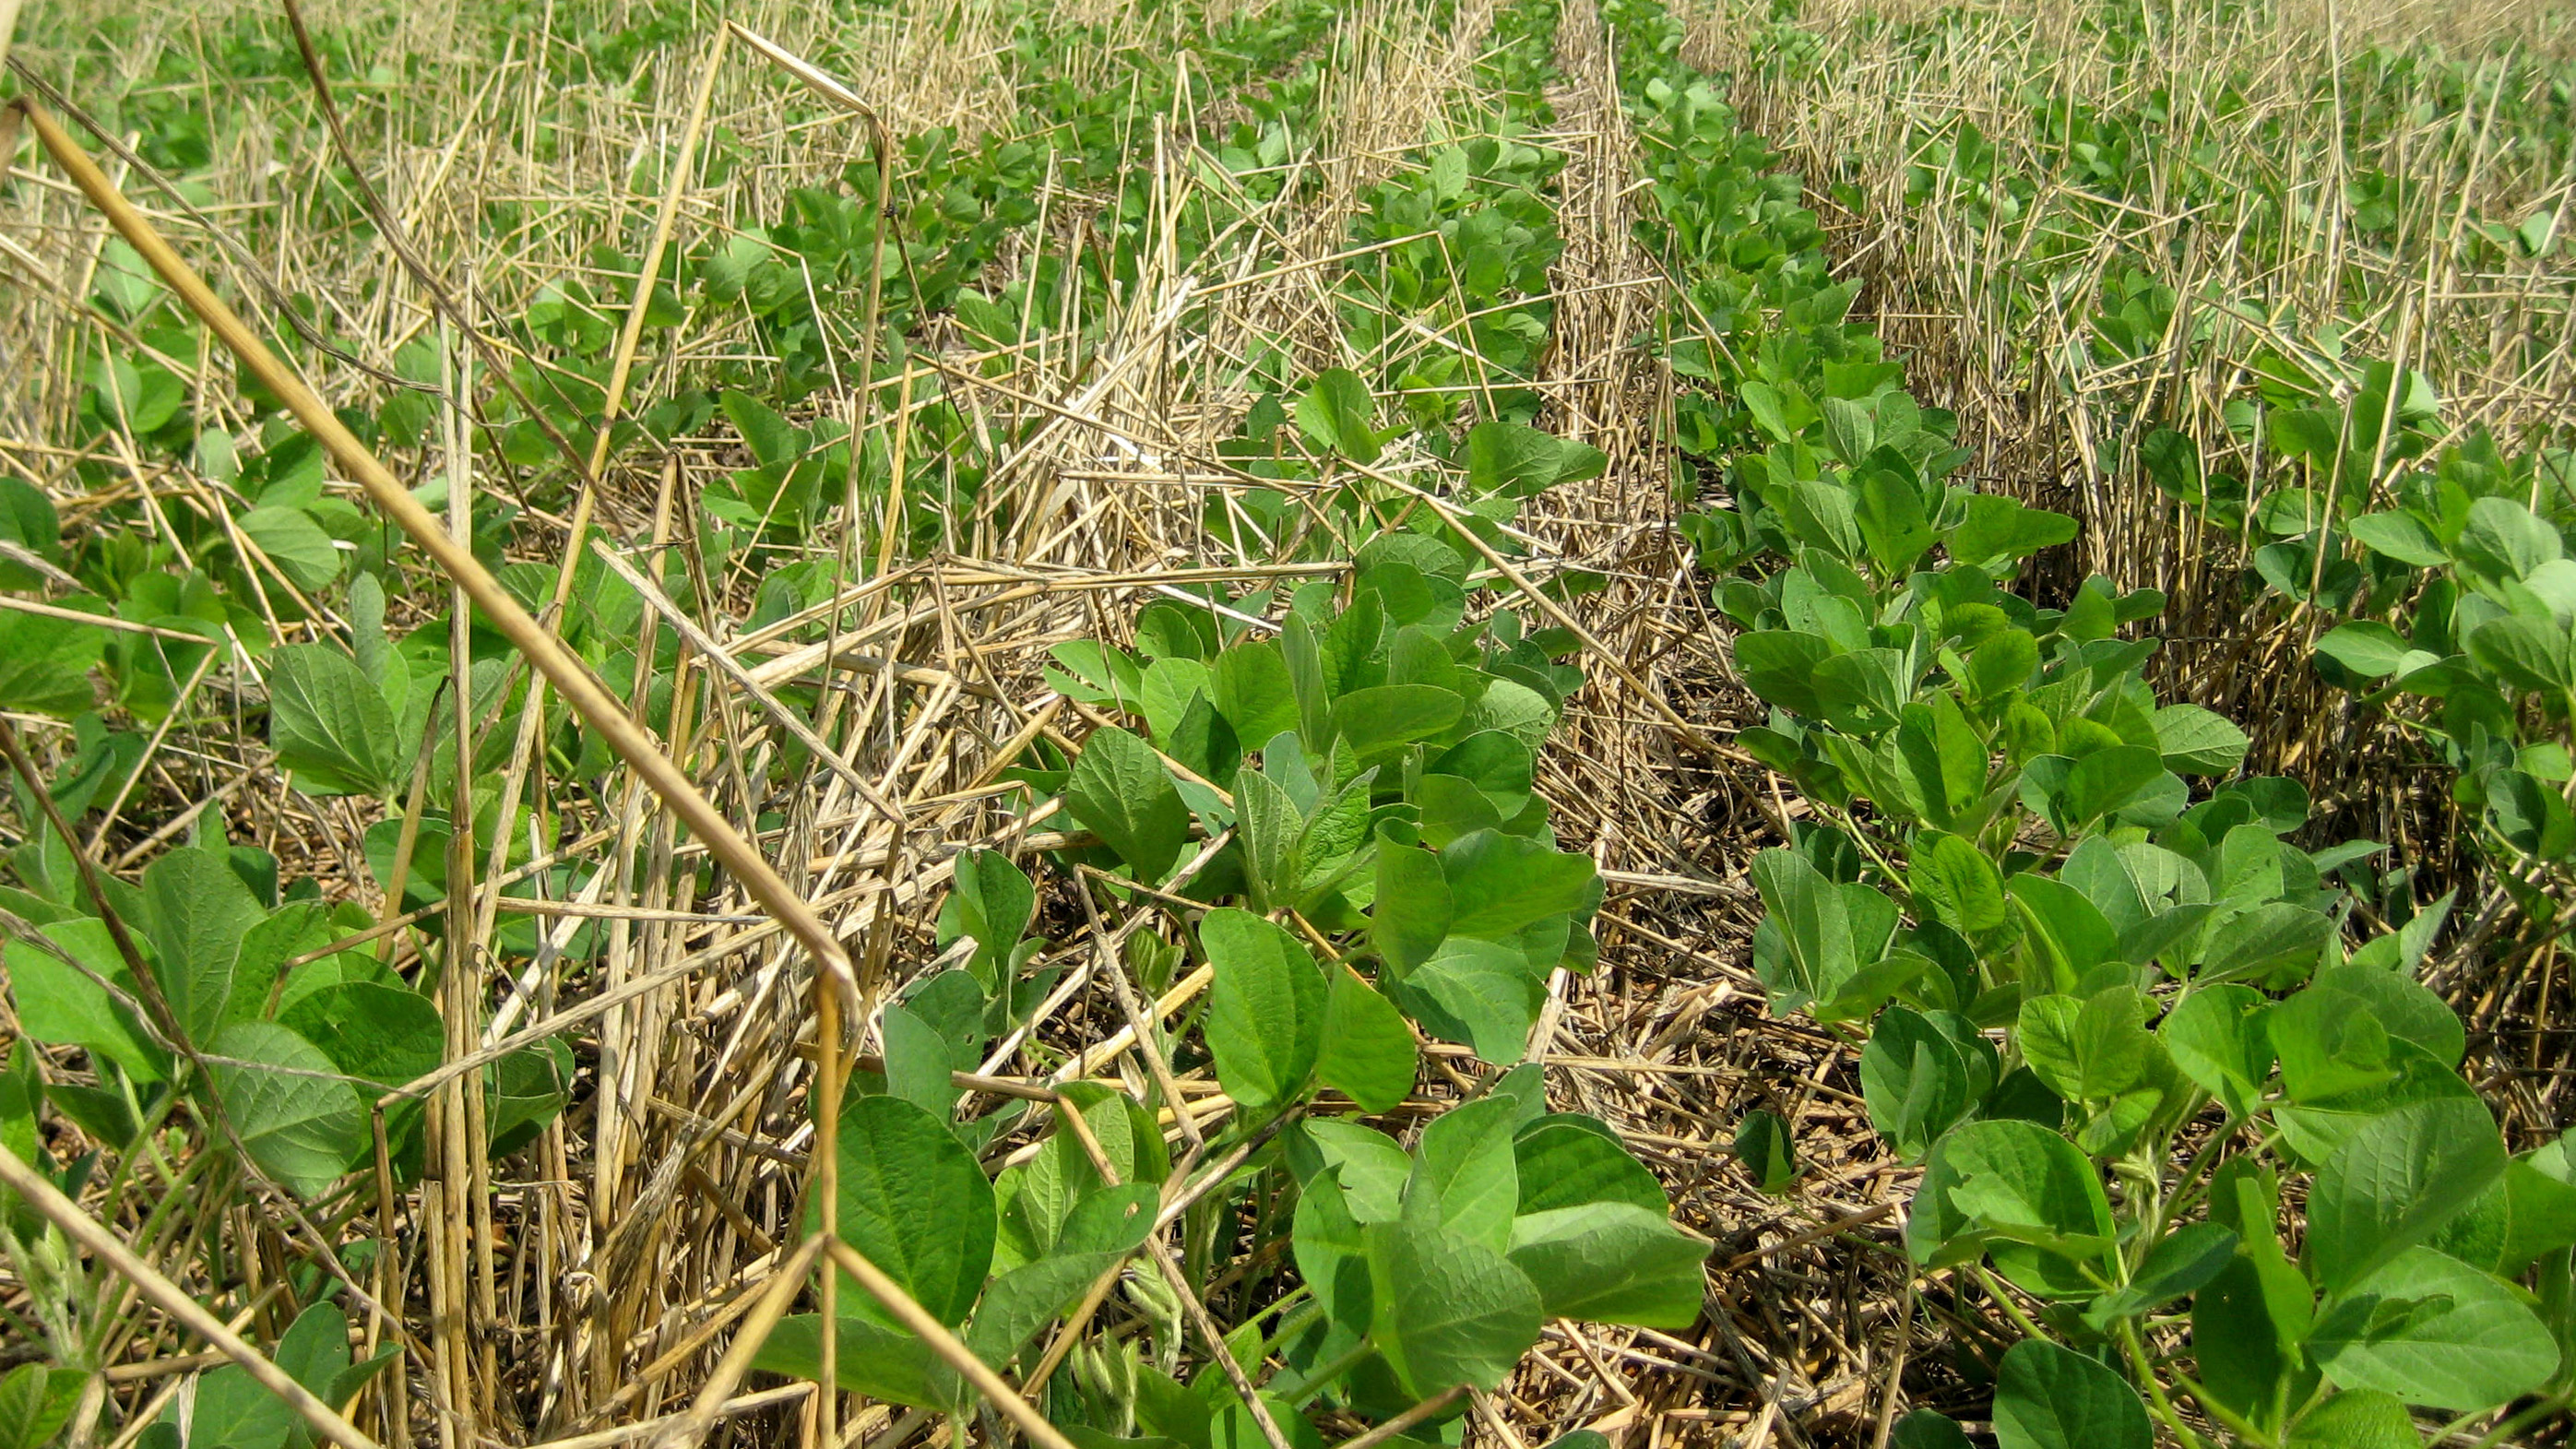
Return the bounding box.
[1302,1121,1412,1222]
[1856,470,1933,576]
[1822,396,1876,465]
[1735,631,1834,717]
[1909,832,2006,938]
[937,849,1037,987]
[1056,1181,1160,1256]
[1891,1411,1974,1449]
[1294,1164,1375,1337]
[1296,368,1383,464]
[1730,1109,1798,1194]
[1965,627,2039,704]
[0,477,60,567]
[1948,496,2077,570]
[209,1021,364,1197]
[1212,642,1300,751]
[1318,968,1415,1113]
[0,607,106,719]
[1861,1006,1974,1160]
[239,505,344,591]
[2083,1221,2237,1326]
[2467,614,2572,695]
[1412,1096,1521,1251]
[0,1364,83,1449]
[1783,479,1864,559]
[1813,647,1908,719]
[1211,1396,1321,1449]
[1514,1117,1668,1215]
[881,1004,962,1121]
[189,1360,300,1449]
[268,643,403,796]
[2018,989,2154,1103]
[1331,684,1463,758]
[2457,496,2560,581]
[1237,769,1302,912]
[2316,623,2416,679]
[754,1315,941,1407]
[2273,1040,2486,1165]
[1291,769,1373,905]
[1066,726,1192,882]
[2308,1098,2505,1295]
[1429,732,1536,820]
[1000,1096,1157,1266]
[140,847,264,1043]
[2191,1253,2297,1425]
[1372,839,1453,976]
[273,1299,355,1401]
[967,1248,1134,1372]
[1365,1217,1542,1396]
[2307,1246,2558,1412]
[813,1095,996,1327]
[2199,902,2335,983]
[1739,381,1796,444]
[2305,965,2463,1067]
[1750,849,1856,1013]
[2159,984,2269,1116]
[1200,908,1325,1109]
[485,1040,573,1156]
[1395,937,1540,1063]
[2345,511,2447,567]
[2009,874,2119,985]
[1989,1339,2152,1449]
[1466,420,1599,497]
[1505,1203,1708,1327]
[6,921,167,1083]
[1441,831,1595,939]
[2151,704,2248,776]
[1907,1119,2115,1277]
[2057,746,2166,827]
[2460,1146,2576,1273]
[2486,767,2576,860]
[279,981,444,1091]
[721,389,801,469]
[2285,1390,2422,1449]
[1048,640,1146,709]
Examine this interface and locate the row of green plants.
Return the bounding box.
[0,2,1426,1445]
[1604,0,2576,1443]
[740,4,1737,1443]
[2136,361,2576,930]
[2,2,1720,1447]
[1709,0,2576,932]
[0,0,1367,1299]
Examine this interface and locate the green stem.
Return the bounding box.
[2459,1390,2572,1449]
[1969,1265,2055,1348]
[2112,1316,2217,1449]
[2160,1366,2276,1447]
[1275,1337,1377,1407]
[2149,1105,2242,1241]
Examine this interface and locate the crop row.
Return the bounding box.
[1695,0,2576,930]
[0,1,1719,1446]
[1600,0,2576,1443]
[733,1,1737,1443]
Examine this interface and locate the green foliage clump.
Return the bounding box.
[1602,0,2576,1440]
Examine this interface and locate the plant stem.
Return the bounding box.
[2157,1364,2275,1446]
[1277,1337,1377,1407]
[2112,1316,2216,1449]
[1968,1265,2054,1348]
